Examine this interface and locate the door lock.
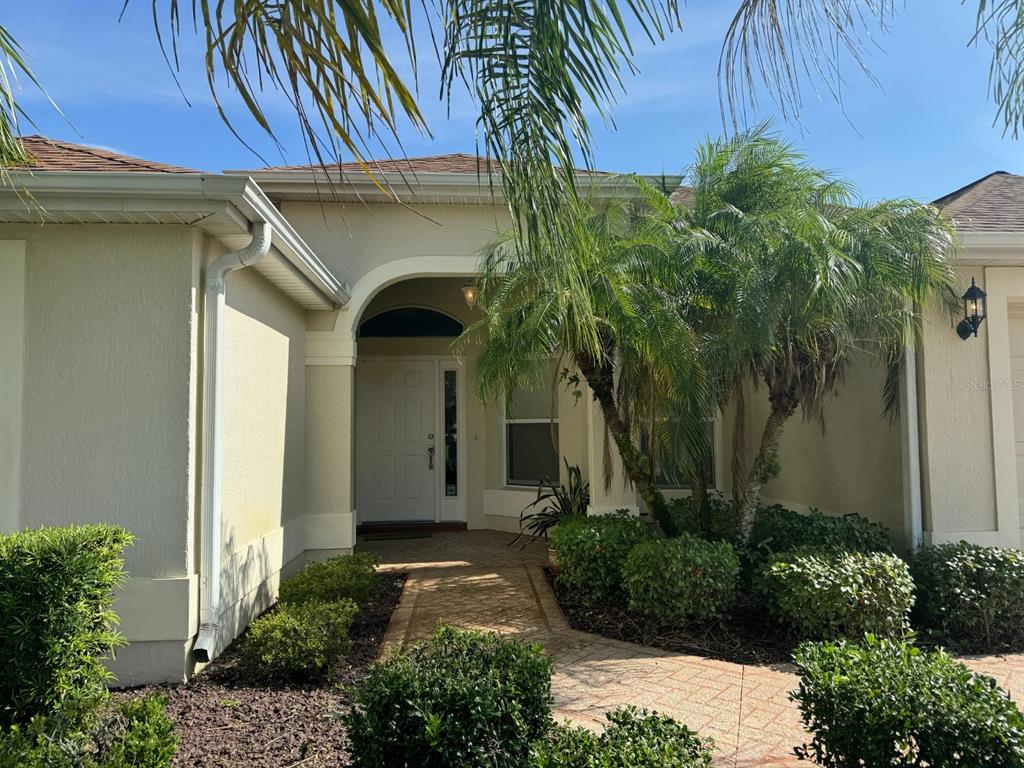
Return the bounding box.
[427,444,435,470]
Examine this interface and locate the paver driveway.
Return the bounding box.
[361,530,1024,767]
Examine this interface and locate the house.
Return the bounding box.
[0,136,1020,685]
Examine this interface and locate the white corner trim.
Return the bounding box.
[982,267,1023,549]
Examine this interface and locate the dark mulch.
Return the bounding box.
[545,567,796,666]
[119,572,406,768]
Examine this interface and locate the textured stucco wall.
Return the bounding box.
[12,224,198,578]
[918,271,997,538]
[0,241,25,532]
[281,202,512,289]
[749,353,906,546]
[221,265,308,545]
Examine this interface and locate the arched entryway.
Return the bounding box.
[353,278,480,527]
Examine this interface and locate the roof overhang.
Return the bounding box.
[0,172,349,309]
[224,168,685,205]
[955,231,1024,266]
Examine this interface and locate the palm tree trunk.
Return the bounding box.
[734,400,796,546]
[577,352,680,537]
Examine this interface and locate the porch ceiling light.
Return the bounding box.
[956,276,987,340]
[461,282,479,309]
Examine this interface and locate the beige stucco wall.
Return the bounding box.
[215,258,311,643]
[749,355,906,547]
[281,202,512,289]
[0,224,201,683]
[918,261,1024,549]
[12,224,199,576]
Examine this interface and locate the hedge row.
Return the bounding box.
[240,552,380,681]
[553,505,1024,648]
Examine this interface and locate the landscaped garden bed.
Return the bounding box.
[546,566,794,665]
[120,571,405,768]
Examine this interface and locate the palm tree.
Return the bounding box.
[1,0,1021,238]
[680,128,960,545]
[460,183,708,537]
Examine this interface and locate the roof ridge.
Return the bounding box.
[15,135,198,173]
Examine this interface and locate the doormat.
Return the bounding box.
[362,531,433,541]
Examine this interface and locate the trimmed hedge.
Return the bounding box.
[279,552,380,606]
[0,695,177,768]
[549,515,650,601]
[758,548,913,640]
[346,625,553,768]
[239,599,359,681]
[622,535,740,623]
[749,505,890,558]
[911,541,1024,647]
[793,637,1024,767]
[530,707,713,767]
[0,525,134,727]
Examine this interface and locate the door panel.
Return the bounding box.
[357,360,437,523]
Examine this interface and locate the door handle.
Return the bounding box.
[427,444,435,470]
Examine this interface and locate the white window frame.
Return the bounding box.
[503,400,560,488]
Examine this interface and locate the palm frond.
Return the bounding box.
[719,0,1024,138]
[152,0,427,185]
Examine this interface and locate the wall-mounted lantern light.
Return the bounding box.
[461,282,479,309]
[956,277,987,340]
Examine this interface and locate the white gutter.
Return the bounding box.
[228,169,684,204]
[193,221,273,662]
[901,339,924,553]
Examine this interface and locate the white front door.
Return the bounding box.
[357,360,438,523]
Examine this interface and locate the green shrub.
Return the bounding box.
[758,548,913,640]
[749,505,890,559]
[0,525,134,727]
[93,696,178,768]
[911,541,1024,647]
[279,552,380,606]
[622,535,739,623]
[346,624,553,768]
[0,696,177,768]
[530,707,713,768]
[239,599,358,681]
[549,515,650,601]
[667,494,736,541]
[792,636,1024,767]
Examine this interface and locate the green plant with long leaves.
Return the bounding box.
[461,182,709,537]
[510,459,590,548]
[680,127,959,545]
[1,0,1021,248]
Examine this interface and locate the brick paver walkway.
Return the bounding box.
[361,530,1024,767]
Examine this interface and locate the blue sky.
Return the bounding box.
[4,0,1021,201]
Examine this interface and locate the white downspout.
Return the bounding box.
[194,222,272,662]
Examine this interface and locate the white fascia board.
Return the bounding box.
[227,169,684,204]
[0,171,349,307]
[955,231,1024,265]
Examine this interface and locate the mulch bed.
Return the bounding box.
[118,572,406,768]
[545,567,797,666]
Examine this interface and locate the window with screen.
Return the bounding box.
[505,378,559,486]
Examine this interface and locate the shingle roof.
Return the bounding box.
[932,171,1024,233]
[257,151,627,177]
[262,152,495,174]
[8,135,198,174]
